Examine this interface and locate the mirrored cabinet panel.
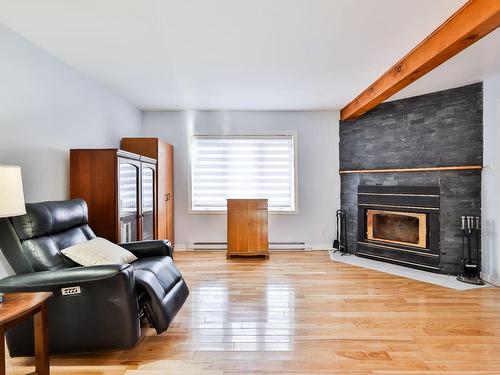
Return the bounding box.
[119,160,140,242]
[121,138,174,245]
[141,165,156,241]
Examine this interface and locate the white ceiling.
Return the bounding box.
[0,0,498,111]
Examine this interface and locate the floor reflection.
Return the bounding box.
[189,276,296,351]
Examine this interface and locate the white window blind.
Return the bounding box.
[190,134,296,211]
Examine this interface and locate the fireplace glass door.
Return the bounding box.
[366,210,427,248]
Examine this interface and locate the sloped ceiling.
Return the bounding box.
[1,0,497,110]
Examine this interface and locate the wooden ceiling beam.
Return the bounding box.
[340,0,500,121]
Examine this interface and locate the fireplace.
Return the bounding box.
[367,210,427,248]
[357,185,440,272]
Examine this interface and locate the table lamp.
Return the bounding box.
[0,165,26,303]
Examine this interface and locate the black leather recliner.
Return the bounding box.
[0,199,189,356]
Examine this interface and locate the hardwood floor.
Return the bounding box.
[7,251,500,374]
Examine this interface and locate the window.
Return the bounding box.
[190,134,297,212]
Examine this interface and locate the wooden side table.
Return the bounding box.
[0,292,52,375]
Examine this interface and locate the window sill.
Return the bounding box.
[187,209,300,215]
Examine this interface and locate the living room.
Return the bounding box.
[0,1,499,374]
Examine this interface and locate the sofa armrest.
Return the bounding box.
[0,264,131,293]
[119,240,173,259]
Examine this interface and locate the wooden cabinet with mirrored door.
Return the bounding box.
[121,137,174,245]
[70,149,157,243]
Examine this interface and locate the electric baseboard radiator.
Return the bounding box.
[191,241,309,251]
[191,242,227,250]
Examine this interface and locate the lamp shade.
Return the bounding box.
[0,165,26,218]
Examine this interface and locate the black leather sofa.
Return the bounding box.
[0,199,189,356]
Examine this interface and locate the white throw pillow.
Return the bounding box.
[61,237,137,266]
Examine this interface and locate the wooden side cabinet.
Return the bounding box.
[227,199,269,259]
[121,138,175,245]
[70,149,157,243]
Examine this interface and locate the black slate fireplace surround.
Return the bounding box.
[339,83,482,274]
[357,185,440,272]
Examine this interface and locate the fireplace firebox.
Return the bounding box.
[357,185,440,272]
[367,210,427,248]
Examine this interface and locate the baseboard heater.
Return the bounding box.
[191,241,308,251]
[191,242,227,250]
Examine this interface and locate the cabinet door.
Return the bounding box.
[247,208,268,252]
[118,158,140,243]
[141,163,156,241]
[227,203,249,253]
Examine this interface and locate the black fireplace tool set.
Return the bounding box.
[331,209,484,285]
[333,209,349,255]
[457,215,484,285]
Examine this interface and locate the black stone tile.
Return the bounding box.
[339,83,483,275]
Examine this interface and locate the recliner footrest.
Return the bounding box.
[132,256,189,333]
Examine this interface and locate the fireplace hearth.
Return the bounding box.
[357,185,440,272]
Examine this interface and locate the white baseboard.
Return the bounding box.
[310,243,333,251]
[173,243,192,252]
[481,271,500,287]
[174,242,332,252]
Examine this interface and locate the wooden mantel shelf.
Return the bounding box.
[339,165,482,174]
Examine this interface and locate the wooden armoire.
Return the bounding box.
[121,138,174,244]
[227,199,269,259]
[70,149,157,243]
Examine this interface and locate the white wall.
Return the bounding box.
[482,74,500,286]
[0,24,340,279]
[0,24,142,202]
[142,110,340,250]
[0,24,142,276]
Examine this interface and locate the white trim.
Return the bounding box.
[173,243,192,252]
[481,272,500,287]
[270,242,308,250]
[310,243,334,251]
[187,131,299,213]
[186,209,301,215]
